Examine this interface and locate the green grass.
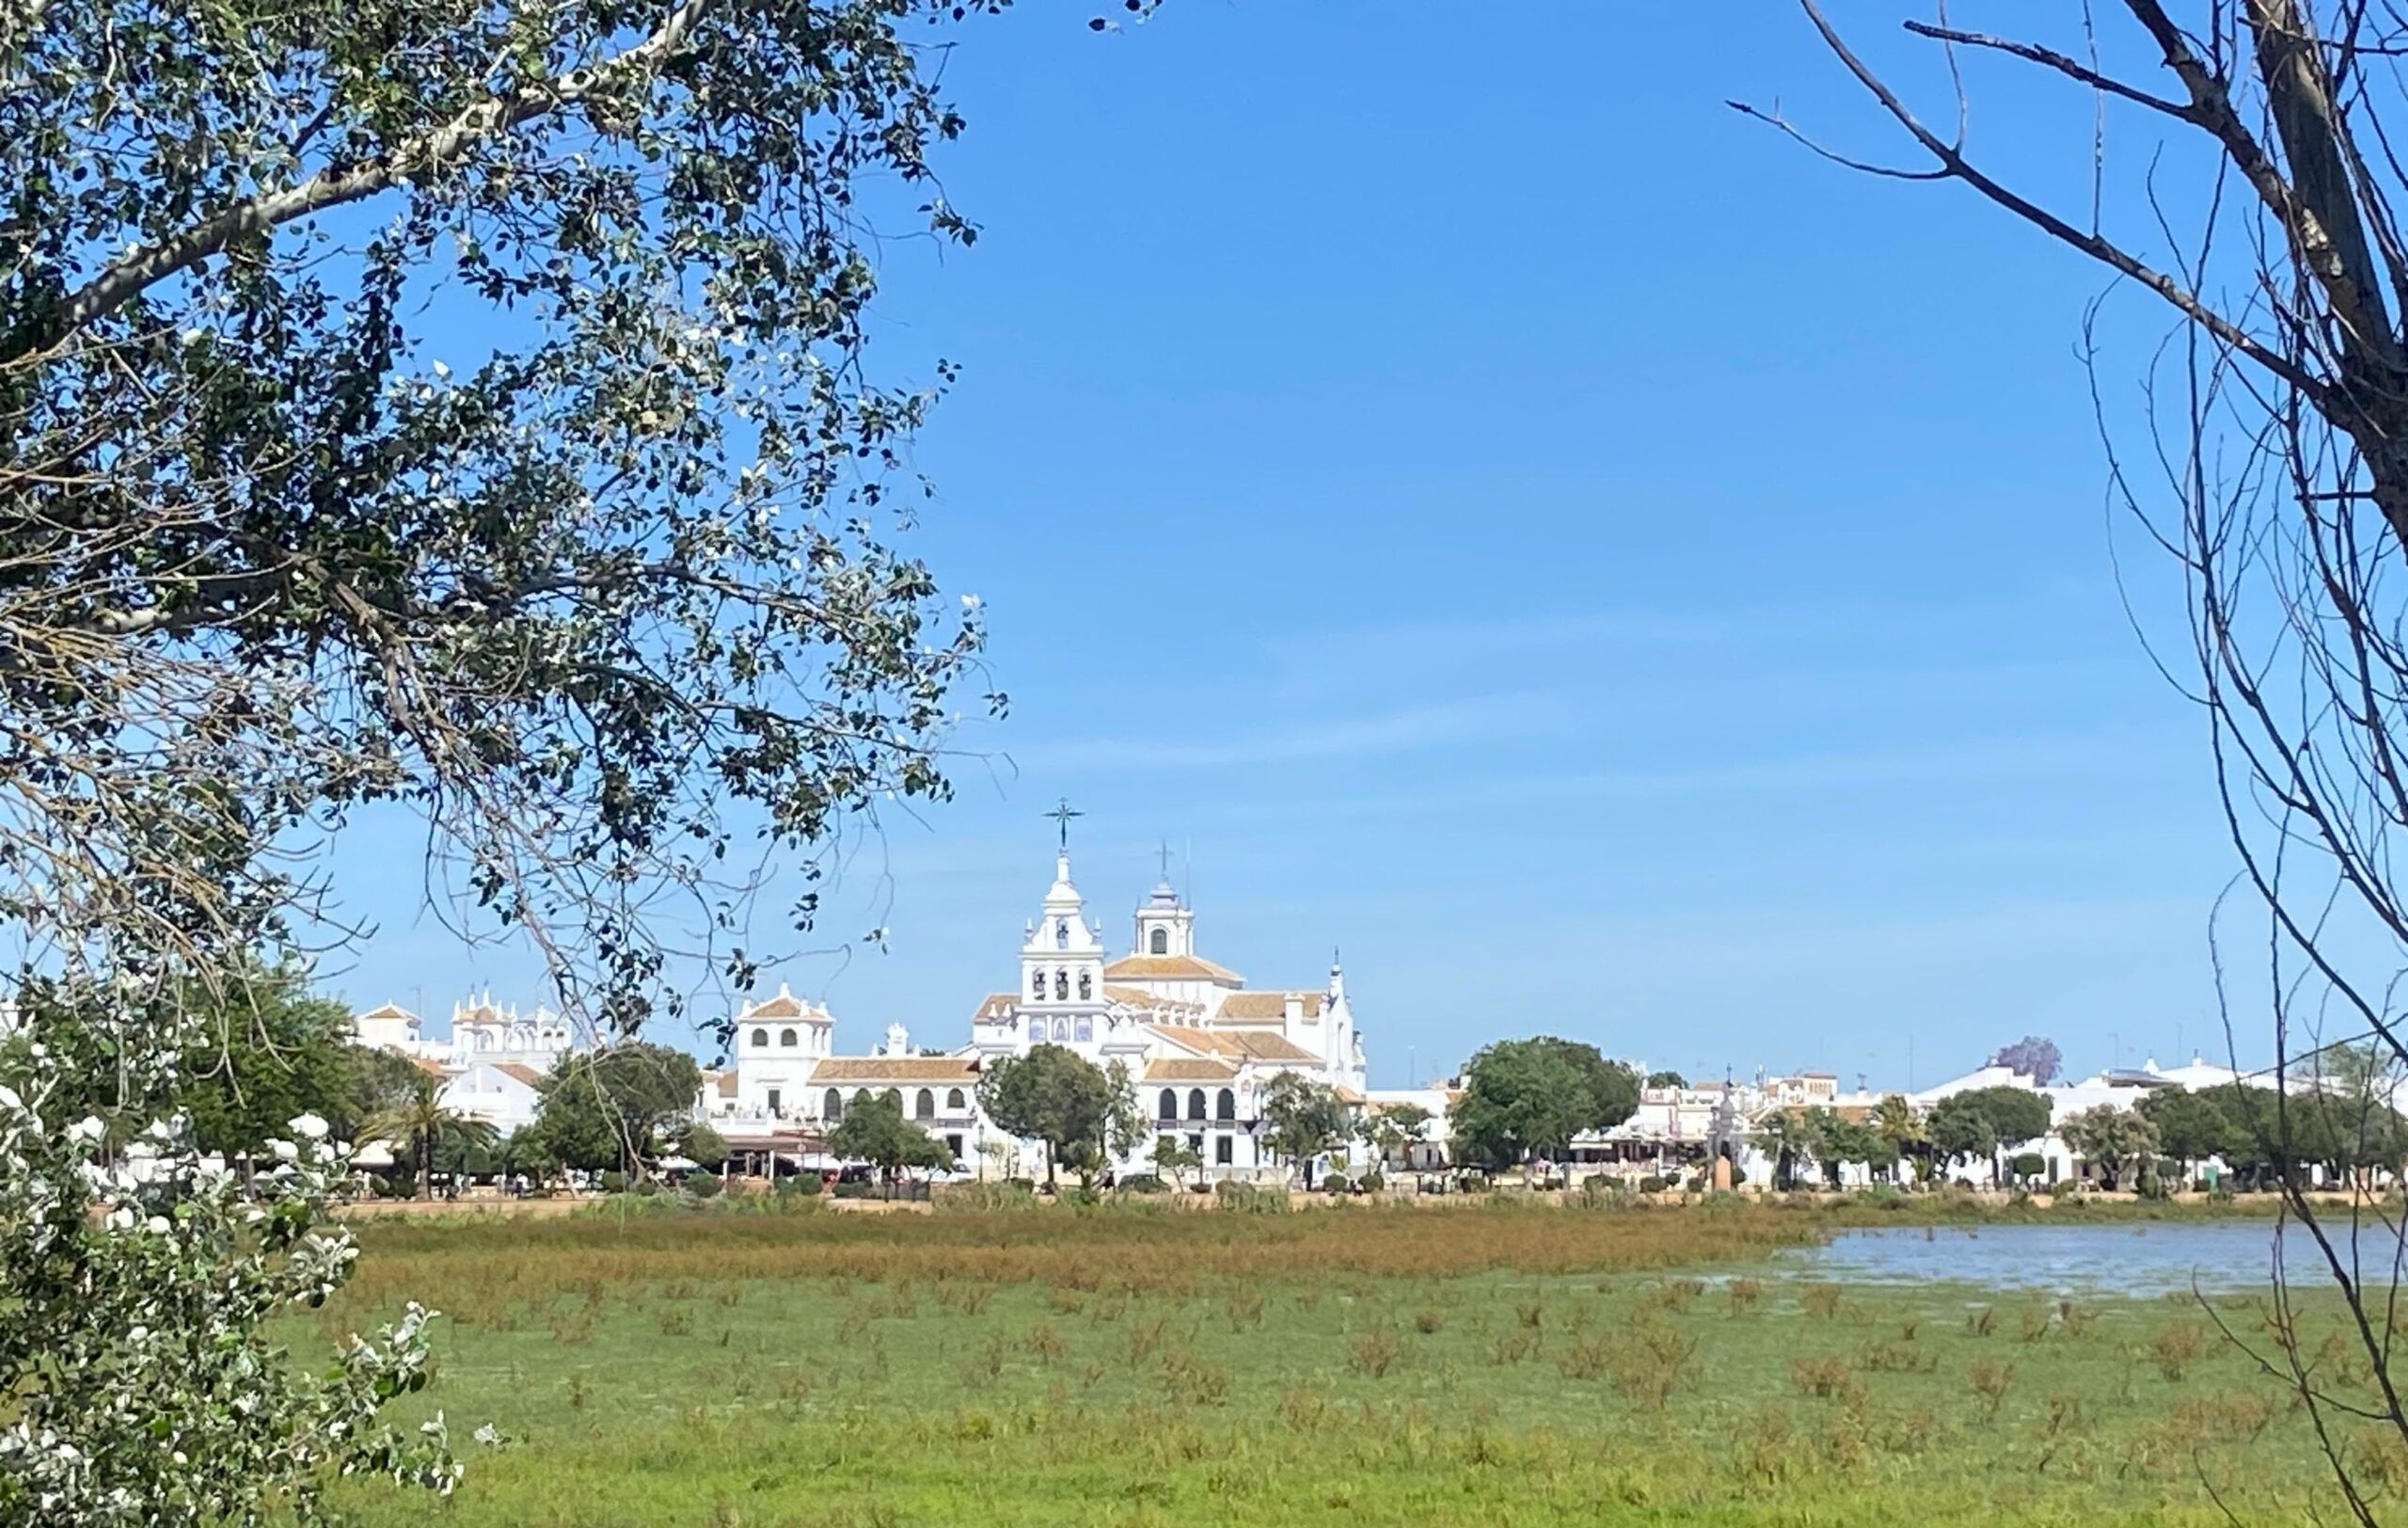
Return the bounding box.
[314,1199,2390,1525]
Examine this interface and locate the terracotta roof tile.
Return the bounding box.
[1143,1058,1241,1082]
[1101,954,1244,983]
[493,1062,546,1087]
[808,1056,980,1082]
[1148,1025,1319,1063]
[1217,991,1323,1021]
[973,992,1017,1022]
[742,990,809,1020]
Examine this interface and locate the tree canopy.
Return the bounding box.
[0,1,1025,1514]
[1450,1037,1638,1168]
[826,1090,953,1186]
[977,1044,1111,1186]
[527,1043,703,1176]
[1260,1073,1349,1179]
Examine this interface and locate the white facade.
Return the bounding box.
[349,995,582,1137]
[724,838,1373,1183]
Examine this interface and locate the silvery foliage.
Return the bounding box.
[0,1,1011,1514]
[0,996,454,1522]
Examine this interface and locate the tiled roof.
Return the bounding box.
[493,1062,546,1087]
[357,1001,416,1021]
[973,992,1017,1022]
[808,1056,980,1082]
[1143,1058,1240,1082]
[1101,954,1244,983]
[1103,985,1202,1014]
[743,990,809,1020]
[1148,1025,1319,1063]
[411,1057,451,1078]
[1216,991,1323,1021]
[1336,1085,1366,1106]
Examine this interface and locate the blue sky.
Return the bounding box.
[329,4,2285,1089]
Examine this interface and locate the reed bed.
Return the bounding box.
[335,1198,1823,1325]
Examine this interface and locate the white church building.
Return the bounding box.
[350,995,581,1137]
[720,830,1369,1183]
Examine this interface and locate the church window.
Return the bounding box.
[1149,928,1168,955]
[1216,1088,1236,1121]
[1078,970,1091,1000]
[779,1027,798,1047]
[824,1089,844,1122]
[914,1089,935,1120]
[1054,919,1069,950]
[767,1088,782,1115]
[750,1027,768,1048]
[1031,970,1043,999]
[1054,970,1068,1001]
[946,1088,966,1111]
[1215,1136,1234,1166]
[1158,1090,1178,1121]
[1187,1089,1206,1121]
[1052,1017,1071,1043]
[1074,1017,1092,1043]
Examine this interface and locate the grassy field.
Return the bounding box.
[314,1197,2398,1526]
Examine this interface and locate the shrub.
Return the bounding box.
[1789,1353,1854,1399]
[1347,1328,1403,1377]
[1637,1174,1670,1194]
[683,1170,722,1200]
[1358,1170,1385,1193]
[1968,1359,2017,1419]
[2010,1153,2047,1183]
[1323,1175,1351,1194]
[2147,1321,2206,1381]
[832,1179,876,1200]
[776,1173,822,1197]
[633,1178,661,1198]
[597,1170,628,1195]
[1118,1174,1169,1195]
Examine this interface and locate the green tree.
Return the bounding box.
[1752,1108,1820,1191]
[977,1044,1111,1189]
[1925,1094,1999,1184]
[1150,1134,1203,1190]
[1261,1073,1350,1185]
[1872,1094,1929,1184]
[1102,1058,1148,1166]
[1450,1037,1636,1170]
[678,1122,731,1171]
[341,1045,435,1140]
[827,1090,954,1195]
[1645,1070,1688,1090]
[176,968,358,1162]
[2058,1105,2161,1191]
[0,0,1019,1512]
[1358,1102,1432,1167]
[361,1074,500,1199]
[2137,1088,2242,1171]
[528,1043,703,1180]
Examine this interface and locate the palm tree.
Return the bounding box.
[1872,1094,1929,1186]
[1752,1108,1816,1192]
[362,1074,499,1199]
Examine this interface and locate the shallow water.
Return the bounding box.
[1784,1219,2408,1295]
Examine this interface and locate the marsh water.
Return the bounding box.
[1787,1219,2408,1295]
